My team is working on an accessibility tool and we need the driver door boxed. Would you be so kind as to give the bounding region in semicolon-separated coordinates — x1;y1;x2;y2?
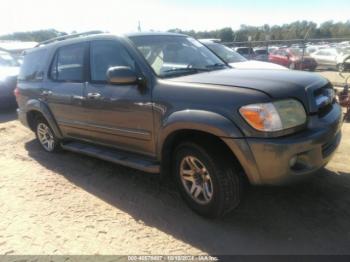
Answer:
81;40;155;157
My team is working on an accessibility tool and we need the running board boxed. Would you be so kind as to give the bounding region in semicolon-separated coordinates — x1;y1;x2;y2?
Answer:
61;141;160;173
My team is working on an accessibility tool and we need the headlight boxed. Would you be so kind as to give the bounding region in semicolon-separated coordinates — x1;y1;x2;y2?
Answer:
239;99;307;132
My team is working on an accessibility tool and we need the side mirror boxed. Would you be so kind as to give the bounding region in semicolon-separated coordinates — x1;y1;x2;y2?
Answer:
107;66;137;85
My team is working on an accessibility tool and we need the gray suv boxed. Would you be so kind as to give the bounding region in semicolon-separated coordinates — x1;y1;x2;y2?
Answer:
16;32;343;218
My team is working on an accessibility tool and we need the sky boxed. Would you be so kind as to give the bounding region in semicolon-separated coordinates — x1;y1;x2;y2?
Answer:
1;0;349;35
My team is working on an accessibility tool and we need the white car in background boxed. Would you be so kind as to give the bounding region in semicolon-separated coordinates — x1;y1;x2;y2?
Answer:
310;48;350;72
0;50;20;108
200;40;287;70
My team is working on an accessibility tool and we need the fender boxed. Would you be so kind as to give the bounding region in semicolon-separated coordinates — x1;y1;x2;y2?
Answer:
157;109;244;156
25;99;63;139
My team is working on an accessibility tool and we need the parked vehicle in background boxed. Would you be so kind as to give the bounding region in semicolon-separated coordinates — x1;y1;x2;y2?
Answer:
306;45;328;54
0;51;20;108
338;41;350;48
253;47;269;61
234;47;255;59
268;46;279;54
200;40;286;70
17;32;342;218
269;48;317;71
310;48;350;72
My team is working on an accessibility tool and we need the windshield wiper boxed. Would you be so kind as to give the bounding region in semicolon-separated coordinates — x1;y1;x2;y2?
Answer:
162;67;210;77
205;63;227;70
163;67;210;73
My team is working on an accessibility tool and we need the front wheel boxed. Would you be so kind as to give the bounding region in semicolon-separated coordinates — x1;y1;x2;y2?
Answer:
35;117;61;153
173;142;243;218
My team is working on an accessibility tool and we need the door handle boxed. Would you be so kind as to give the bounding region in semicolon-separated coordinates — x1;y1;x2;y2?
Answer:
41;90;52;96
87;92;102;99
72;95;85;101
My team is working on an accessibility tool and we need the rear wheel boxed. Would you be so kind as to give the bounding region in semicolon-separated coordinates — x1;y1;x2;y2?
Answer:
35;117;61;153
173;142;243;218
337;63;345;72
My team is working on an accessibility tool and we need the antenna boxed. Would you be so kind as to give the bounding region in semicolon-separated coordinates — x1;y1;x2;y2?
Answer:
138;21;142;32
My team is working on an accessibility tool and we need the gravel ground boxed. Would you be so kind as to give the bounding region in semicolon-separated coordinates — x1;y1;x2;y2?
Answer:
0;107;350;255
317;70;350;87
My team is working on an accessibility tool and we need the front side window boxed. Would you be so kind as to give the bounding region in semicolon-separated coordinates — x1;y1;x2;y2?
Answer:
90;40;136;82
50;43;86;82
129;35;226;78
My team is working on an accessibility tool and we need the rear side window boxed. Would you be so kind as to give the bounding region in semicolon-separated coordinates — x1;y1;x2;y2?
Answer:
18;49;48;81
90;40;136;82
50;43;86;82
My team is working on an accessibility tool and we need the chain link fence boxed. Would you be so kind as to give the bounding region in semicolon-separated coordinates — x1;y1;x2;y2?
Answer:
221;37;350;71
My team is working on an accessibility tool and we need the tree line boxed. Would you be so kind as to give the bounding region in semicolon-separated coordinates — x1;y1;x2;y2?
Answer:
0;20;349;43
168;20;350;42
0;29;67;42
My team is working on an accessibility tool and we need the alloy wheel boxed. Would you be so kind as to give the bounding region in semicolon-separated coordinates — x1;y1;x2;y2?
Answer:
179;156;214;205
37;123;55;151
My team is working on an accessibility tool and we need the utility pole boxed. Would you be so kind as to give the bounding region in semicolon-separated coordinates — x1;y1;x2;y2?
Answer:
300;25;312;70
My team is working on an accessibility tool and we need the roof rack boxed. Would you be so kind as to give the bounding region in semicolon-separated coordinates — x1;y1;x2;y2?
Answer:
35;30;104;47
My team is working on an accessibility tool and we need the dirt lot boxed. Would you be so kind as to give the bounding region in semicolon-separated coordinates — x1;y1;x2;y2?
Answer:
0;108;350;255
318;70;350;87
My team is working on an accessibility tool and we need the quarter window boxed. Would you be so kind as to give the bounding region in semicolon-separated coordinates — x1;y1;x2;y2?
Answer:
18;49;48;81
50;43;86;82
90;40;136;82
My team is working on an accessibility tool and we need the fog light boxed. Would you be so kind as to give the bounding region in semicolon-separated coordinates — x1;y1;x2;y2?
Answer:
289;156;297;167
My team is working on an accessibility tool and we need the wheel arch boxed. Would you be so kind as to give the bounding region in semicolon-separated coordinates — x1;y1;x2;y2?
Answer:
25;99;63;139
157;110;249;180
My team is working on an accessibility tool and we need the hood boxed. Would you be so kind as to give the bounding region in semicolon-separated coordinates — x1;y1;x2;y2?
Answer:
169;68;328;112
230;60;287;70
0;66;19;81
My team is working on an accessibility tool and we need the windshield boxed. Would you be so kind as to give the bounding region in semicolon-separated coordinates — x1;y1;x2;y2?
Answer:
0;52;20;67
129;35;227;77
206;43;247;63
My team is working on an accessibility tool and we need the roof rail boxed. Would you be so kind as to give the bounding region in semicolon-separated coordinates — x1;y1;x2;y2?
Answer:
35;30;104;47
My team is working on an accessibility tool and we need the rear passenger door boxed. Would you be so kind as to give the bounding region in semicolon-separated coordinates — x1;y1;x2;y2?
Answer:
82;40;155;156
44;42;88;138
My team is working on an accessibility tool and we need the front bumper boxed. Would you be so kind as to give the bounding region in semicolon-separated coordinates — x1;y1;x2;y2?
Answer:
223;103;343;185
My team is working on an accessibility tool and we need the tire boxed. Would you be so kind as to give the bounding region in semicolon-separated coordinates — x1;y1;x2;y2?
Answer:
35;117;61;153
173;142;243;218
337;63;345;73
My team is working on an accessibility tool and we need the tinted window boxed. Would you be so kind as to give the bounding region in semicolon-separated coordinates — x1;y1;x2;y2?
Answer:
255;49;268;55
90;40;136;82
50;44;86;82
18;49;48;81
